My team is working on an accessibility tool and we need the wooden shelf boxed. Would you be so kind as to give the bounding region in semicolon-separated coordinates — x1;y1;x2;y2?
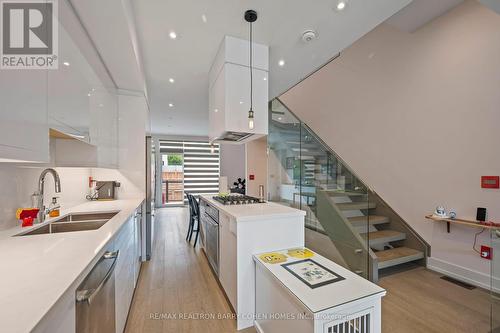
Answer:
425;214;500;233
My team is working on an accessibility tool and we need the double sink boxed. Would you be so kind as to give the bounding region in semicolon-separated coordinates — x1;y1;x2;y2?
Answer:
16;212;118;236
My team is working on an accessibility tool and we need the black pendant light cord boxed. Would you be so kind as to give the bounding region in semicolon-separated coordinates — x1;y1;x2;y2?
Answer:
249;21;253;112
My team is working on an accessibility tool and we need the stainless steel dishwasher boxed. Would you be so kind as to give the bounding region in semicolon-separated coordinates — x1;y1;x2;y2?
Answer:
76;250;119;333
200;200;219;276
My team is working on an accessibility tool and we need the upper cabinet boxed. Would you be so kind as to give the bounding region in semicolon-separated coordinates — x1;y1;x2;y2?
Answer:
0;69;49;163
0;0;144;167
48;0;119;168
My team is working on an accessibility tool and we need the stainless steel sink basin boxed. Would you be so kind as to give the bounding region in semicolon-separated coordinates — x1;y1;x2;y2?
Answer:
16;211;118;236
52;212;118;222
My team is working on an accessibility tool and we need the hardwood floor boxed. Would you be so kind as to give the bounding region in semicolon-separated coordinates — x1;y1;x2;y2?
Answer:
379;267;491;333
125;207;255;333
125;207;492;333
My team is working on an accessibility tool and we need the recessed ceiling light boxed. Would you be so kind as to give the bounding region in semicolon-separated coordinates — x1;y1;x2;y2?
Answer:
201;14;207;23
239;101;244;104
263;77;267;81
278;59;285;67
336;0;347;11
169;78;175;83
87;93;91;97
169;103;174;107
214;109;218;113
278;117;283;120
169;31;177;39
63;62;70;66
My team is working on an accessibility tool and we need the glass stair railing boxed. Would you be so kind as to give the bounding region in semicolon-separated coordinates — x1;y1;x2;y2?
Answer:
268;98;430;282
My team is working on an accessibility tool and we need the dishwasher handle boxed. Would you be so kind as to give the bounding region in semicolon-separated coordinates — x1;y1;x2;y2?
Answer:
76;250;119;305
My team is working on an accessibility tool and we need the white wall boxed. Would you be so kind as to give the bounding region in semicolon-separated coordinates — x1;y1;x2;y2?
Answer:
220;144;246;186
281;1;500;287
246;137;268;198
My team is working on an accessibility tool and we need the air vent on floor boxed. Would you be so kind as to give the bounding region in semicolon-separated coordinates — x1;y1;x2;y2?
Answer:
440;276;476;290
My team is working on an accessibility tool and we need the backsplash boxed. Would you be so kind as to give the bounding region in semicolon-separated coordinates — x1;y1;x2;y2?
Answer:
0;166;91;230
0;164;144;230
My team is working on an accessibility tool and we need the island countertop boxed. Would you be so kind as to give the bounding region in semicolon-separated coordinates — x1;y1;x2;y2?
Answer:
0;198;144;333
254;247;386;313
199;195;305;222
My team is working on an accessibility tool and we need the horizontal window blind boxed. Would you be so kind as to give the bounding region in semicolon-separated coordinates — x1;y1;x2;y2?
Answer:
159;140;220;198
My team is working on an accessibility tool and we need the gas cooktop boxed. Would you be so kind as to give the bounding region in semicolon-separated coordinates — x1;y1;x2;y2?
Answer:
212;195;264;205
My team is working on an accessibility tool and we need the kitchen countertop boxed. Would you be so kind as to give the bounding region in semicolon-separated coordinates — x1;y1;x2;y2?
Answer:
200;195;305;222
254;248;386;313
0;198;144;333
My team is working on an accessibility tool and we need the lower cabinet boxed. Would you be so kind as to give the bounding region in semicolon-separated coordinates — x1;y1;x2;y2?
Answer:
114;213;139;333
218;212;237;309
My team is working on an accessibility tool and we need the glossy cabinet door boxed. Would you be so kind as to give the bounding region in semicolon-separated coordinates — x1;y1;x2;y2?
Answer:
114;213;140;333
48;0;119;167
91;89;119;168
47;24;92;143
0;69;49;163
218;212;237;309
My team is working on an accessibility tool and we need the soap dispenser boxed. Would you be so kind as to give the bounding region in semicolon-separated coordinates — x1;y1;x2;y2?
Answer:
48;197;60;217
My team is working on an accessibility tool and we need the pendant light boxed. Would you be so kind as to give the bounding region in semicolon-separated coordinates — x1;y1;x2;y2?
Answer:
245;10;257;130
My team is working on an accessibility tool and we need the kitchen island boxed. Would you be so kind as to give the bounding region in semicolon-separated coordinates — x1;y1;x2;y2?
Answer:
0;198;144;333
199;195;306;330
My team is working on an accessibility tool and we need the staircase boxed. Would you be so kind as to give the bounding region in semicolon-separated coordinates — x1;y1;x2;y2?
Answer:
268;98;430;282
330;190;425;272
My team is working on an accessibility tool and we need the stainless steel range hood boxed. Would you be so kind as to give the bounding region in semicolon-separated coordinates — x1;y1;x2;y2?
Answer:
216;131;254;143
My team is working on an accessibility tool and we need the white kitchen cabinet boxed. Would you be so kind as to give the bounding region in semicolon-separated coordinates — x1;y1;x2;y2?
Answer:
92;88;119;168
0;69;49;163
208;36;268;143
114;211;140;333
134;209;142;284
254;249;386;333
218;211;238;309
48;0;119;168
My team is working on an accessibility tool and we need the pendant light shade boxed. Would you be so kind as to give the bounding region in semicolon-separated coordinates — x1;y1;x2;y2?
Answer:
245;10;257;130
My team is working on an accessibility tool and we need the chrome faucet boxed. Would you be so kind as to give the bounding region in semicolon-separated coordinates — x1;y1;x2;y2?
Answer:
34;168;62;223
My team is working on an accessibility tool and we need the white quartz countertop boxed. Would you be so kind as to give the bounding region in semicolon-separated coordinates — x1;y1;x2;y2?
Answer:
254;248;386;313
0;198;144;333
200;195;305;222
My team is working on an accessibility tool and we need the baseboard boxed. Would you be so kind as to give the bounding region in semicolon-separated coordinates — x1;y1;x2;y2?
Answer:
428;257;499;293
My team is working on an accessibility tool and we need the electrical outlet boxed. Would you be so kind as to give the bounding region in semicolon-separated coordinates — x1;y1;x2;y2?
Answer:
480;245;492;260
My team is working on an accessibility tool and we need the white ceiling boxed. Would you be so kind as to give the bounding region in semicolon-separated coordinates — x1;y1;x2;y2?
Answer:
131;0;412;136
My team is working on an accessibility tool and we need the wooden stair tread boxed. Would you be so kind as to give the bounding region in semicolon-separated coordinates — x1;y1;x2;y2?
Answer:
362;230;406;245
348;215;389;226
337;202;376;210
376;247;425;269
